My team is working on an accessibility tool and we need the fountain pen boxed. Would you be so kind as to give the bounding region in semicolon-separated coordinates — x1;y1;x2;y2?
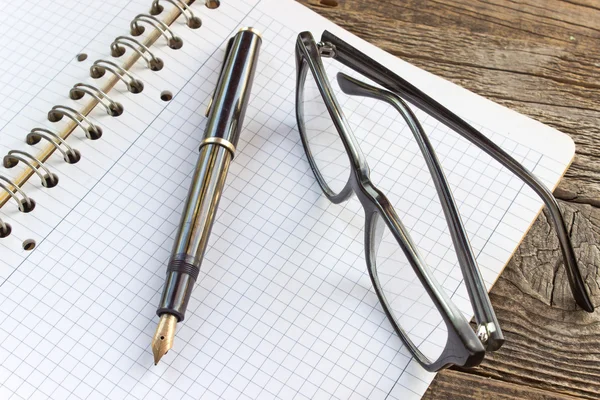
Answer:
151;27;262;364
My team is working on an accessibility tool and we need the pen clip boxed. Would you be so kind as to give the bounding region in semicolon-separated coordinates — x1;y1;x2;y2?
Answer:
205;37;235;117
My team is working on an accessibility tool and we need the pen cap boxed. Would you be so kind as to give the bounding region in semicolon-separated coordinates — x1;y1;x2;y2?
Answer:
204;27;262;150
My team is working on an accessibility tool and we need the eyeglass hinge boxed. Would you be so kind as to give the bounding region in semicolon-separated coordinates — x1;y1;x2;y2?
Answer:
317;41;336;58
476;322;496;345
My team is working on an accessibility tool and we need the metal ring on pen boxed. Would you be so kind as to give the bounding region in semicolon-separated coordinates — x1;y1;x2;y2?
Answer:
69;83;124;117
199;137;236;158
130;14;184;49
111;36;164;71
26;128;81;164
47;105;103;140
90;60;145;94
0;175;35;212
0;217;10;238
149;0;202;29
3;150;59;188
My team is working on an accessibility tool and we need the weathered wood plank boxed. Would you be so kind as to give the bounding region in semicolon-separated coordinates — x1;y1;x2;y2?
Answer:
466;201;600;399
297;0;600;398
317;0;600;43
506;201;600;310
424;369;583;399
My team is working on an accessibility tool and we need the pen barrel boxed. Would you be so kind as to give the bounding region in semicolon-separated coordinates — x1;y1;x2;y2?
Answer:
158;144;232;321
157;28;261;321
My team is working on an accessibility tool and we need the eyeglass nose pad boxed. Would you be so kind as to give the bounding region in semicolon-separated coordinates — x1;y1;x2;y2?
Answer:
336;72;386;100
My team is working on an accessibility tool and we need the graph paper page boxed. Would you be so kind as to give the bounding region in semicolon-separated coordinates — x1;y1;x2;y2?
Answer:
0;0;575;399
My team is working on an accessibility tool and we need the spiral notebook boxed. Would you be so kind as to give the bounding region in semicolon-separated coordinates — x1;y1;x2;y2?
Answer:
0;0;575;399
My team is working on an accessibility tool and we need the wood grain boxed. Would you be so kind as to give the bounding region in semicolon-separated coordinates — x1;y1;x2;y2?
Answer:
297;0;600;398
461;201;600;399
425;370;582;400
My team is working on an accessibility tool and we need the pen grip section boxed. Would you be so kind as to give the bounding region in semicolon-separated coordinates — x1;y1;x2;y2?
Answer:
157;259;199;321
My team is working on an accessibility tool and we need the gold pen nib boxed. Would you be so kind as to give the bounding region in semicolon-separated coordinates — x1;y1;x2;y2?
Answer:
151;314;177;365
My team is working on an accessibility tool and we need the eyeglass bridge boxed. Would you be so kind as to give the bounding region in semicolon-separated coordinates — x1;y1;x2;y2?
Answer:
317;41;336;58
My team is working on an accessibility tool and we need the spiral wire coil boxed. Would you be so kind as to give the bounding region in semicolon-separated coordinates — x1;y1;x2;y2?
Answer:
90;60;145;94
0;175;35;213
47;105;103;140
26;128;81;164
3;151;59;188
150;0;202;28
131;14;184;49
0;0;205;241
111;36;165;71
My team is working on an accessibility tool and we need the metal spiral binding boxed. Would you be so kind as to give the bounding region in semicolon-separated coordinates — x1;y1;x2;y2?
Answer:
3;151;59;188
130;14;184;49
0;0;197;240
0;175;35;212
150;0;202;29
90;60;145;94
47;105;103;140
111;36;165;71
0;217;10;238
26;128;81;164
69;83;124;117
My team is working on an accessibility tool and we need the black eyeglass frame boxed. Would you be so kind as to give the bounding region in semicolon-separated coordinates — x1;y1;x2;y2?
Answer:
294;30;593;372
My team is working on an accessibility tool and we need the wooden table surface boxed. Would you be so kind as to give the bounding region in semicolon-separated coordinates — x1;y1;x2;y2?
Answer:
296;0;600;398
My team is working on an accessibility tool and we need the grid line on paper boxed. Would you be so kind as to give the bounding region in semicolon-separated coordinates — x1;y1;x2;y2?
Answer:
0;0;166;271
46;6;264;400
0;0;239;269
0;0;131;132
0;0;262;398
0;0;259;284
300;54;546;365
310;48;549;396
162;13;404;400
0;0;141;274
230;41;422;400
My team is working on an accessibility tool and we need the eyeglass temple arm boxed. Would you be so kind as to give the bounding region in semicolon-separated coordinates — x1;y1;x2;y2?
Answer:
322;30;594;313
337;72;504;351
